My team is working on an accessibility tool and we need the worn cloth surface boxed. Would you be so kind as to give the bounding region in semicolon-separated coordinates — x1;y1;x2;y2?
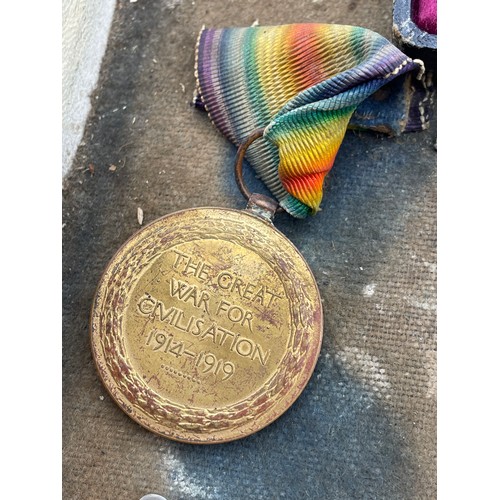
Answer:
62;1;436;499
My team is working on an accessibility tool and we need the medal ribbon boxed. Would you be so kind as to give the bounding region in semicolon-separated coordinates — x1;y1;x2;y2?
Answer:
195;24;431;218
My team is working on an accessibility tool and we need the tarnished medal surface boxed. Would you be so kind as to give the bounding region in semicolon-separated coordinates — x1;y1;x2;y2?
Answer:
91;205;322;443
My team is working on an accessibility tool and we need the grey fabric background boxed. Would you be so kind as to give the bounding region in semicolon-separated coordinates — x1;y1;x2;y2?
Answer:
62;0;436;498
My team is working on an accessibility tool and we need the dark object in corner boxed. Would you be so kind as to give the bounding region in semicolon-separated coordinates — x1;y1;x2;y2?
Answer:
393;0;437;73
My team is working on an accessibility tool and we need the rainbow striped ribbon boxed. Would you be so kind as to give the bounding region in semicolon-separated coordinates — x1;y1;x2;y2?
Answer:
195;24;429;218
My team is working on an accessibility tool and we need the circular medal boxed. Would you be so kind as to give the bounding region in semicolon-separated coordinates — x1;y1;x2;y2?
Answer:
91;207;322;443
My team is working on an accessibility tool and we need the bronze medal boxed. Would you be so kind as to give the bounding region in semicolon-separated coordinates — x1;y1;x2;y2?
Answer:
91;196;322;443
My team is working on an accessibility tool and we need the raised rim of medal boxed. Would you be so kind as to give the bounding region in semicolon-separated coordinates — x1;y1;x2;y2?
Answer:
90;207;323;444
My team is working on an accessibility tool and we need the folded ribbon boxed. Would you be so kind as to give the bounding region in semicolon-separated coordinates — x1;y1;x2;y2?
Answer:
195;24;430;217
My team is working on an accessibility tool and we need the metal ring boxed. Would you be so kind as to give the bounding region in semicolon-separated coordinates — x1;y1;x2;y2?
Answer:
234;128;284;212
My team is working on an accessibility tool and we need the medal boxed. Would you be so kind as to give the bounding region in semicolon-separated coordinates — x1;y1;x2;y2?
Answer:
91;130;322;443
91;23;430;444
